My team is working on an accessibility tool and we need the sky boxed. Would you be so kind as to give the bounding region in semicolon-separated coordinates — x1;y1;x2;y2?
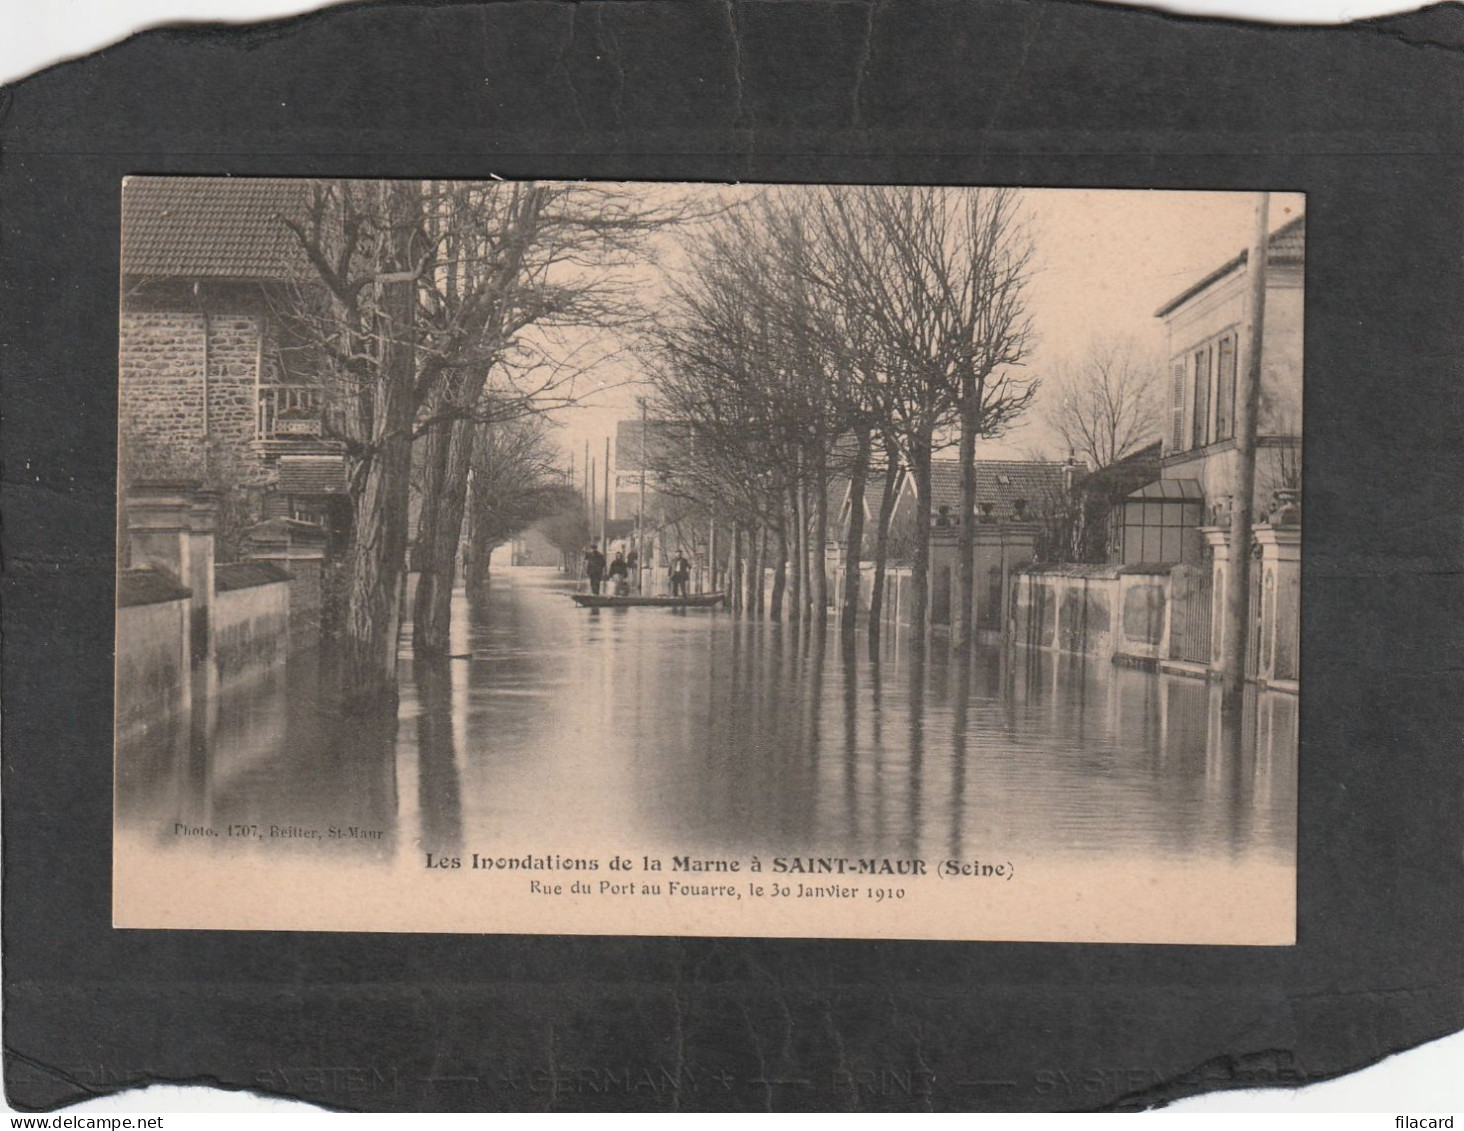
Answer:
548;186;1307;491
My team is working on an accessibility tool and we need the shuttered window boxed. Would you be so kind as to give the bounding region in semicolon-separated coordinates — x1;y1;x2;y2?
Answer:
1169;358;1186;453
1216;334;1237;441
1192;347;1212;450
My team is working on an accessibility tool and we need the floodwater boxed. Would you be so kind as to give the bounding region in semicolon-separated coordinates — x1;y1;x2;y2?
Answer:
115;567;1298;881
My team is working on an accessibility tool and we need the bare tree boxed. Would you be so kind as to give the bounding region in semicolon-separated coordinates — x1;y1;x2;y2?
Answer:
462;413;573;593
276;179;424;706
1043;334;1162;470
276;180;683;697
410;182;680;656
806;187;1037;648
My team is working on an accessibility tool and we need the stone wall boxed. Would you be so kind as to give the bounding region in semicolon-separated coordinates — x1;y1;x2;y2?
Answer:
213;565;290;687
207;314;262;468
120;310;208;470
119;302;266;485
115;596;191;735
1012;565;1172;667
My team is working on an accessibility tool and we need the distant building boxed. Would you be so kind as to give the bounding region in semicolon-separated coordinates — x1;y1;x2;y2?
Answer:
119;178;350;552
1115;214;1304;566
887;458;1068;537
611;417;683;522
880;458;1066;628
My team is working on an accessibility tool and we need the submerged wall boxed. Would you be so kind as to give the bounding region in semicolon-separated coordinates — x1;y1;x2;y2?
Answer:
213;562;291;688
115;568;193;736
1011;564;1172;668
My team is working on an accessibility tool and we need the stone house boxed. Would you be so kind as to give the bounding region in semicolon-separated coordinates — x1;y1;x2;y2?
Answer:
119;177;350;557
1113;213;1304;567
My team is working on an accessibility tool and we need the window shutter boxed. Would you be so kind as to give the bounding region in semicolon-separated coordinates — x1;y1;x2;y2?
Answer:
1216;334;1237;441
1169;358;1186;453
1192;347;1211;450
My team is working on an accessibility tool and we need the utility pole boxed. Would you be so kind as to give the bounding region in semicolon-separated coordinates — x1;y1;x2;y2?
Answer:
638;400;648;592
1222;191;1270;701
602;436;611;551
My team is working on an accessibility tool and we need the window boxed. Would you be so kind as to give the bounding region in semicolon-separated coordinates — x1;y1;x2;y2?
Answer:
1192;346;1211;450
1216;334;1237;441
1119;484;1205;565
1169;359;1186;453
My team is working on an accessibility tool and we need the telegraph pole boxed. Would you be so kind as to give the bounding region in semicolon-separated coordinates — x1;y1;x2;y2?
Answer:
602;436;611;550
638;400;648;592
1222;191;1270;701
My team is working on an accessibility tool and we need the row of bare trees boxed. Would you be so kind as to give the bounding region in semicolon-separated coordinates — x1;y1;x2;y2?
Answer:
275;179;679;705
647;186;1038;649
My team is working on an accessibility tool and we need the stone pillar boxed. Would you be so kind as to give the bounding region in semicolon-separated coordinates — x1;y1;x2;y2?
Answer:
249;518;326;646
127;481;197;587
127;481;217;699
1201;526;1231;667
995;522;1039;640
187;491;219;675
1254;523;1300;685
929;523;958;628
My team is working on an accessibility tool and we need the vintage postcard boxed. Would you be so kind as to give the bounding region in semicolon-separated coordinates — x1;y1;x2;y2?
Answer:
113;179;1302;944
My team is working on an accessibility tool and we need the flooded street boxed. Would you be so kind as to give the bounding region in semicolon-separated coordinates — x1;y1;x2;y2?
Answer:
115;567;1297;941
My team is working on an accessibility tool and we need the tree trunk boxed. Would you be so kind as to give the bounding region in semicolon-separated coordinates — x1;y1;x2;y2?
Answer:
730;524;744;612
868;437;900;639
786;489;802;623
841;429;872;634
796;477;812;623
746;523;761;614
464;456;494;599
340;183;418;707
954;376;980;649
812;458;829;623
414;415;475;656
910;439;933;649
771;520;787;621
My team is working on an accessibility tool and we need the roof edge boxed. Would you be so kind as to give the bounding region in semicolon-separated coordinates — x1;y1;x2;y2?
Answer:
1155;214;1306;320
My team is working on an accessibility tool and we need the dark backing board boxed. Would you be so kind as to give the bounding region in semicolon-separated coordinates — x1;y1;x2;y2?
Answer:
2;0;1460;1112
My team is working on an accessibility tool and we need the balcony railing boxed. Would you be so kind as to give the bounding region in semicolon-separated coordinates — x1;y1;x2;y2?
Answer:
257;386;323;440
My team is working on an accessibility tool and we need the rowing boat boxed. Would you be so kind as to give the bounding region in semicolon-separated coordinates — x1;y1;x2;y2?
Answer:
570;592;725;609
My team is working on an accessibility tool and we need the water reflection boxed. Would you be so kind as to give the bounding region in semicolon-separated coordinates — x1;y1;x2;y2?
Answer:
116;568;1296;873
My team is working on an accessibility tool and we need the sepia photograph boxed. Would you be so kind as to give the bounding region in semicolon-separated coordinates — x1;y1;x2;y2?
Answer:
112;179;1303;944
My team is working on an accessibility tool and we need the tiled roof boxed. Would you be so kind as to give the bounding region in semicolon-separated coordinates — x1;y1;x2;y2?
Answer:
121;176;312;280
927;459;1066;517
249;517;328;545
1077;441;1163;494
116;566;191;608
277;455;349;495
1156;214;1306;318
215;561;291;592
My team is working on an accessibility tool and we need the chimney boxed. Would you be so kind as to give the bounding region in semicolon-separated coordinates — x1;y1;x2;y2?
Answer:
1062;457;1088;494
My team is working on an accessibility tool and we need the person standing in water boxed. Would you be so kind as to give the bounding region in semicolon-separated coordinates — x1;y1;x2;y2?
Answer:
584;542;606;595
669;549;692;598
607;549;630;596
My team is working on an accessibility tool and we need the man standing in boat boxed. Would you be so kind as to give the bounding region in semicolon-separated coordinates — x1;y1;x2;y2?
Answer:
607;549;631;596
670;549;692;599
584;542;607;595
